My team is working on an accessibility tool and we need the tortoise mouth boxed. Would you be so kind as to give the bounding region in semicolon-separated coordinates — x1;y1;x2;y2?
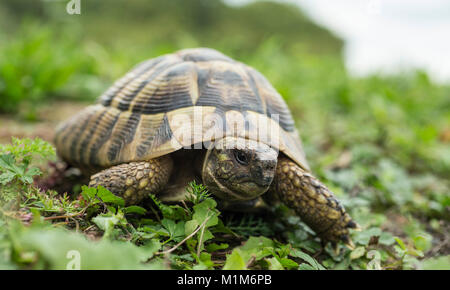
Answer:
226;174;273;190
241;180;271;190
210;176;262;201
217;177;269;201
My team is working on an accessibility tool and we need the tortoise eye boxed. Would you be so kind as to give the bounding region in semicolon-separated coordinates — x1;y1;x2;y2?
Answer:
234;150;249;165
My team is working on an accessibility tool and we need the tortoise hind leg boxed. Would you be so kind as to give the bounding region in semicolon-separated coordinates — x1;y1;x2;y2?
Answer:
270;156;360;249
89;155;173;205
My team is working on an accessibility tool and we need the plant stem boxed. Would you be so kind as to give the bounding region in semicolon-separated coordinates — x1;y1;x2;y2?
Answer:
157;213;212;255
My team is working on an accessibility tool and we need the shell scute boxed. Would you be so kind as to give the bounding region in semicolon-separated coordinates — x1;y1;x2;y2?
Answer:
55;48;308;170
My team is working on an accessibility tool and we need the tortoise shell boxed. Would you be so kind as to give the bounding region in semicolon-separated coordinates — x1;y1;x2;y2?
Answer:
54;48;309;171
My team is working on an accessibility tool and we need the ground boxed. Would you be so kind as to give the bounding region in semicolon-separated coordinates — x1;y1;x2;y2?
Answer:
0;0;448;270
0;101;448;270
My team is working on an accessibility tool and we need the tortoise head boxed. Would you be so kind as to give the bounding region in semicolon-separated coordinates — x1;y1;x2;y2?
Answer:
202;137;278;201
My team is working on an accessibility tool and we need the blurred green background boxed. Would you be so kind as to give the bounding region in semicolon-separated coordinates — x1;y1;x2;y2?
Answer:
0;0;448;269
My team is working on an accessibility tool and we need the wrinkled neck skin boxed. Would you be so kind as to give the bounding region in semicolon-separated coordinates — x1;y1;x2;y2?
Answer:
201;137;278;201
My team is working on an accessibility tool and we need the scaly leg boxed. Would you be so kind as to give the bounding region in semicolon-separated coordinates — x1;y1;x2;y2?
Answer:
89;155;173;205
270;156;359;248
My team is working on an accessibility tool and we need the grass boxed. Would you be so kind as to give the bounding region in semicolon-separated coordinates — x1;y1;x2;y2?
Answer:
0;139;327;270
0;0;449;270
0;127;447;270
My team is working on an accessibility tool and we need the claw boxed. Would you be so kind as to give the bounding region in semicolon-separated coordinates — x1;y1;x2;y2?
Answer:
332;243;340;255
346;220;362;231
346;241;355;250
341;234;355;250
352;224;362;232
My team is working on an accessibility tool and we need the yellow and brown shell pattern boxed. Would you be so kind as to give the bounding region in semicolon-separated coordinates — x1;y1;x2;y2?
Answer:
54;48;309;172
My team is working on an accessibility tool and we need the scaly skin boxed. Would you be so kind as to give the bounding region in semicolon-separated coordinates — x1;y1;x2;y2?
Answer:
88;149;358;248
89;155;173;205
270;156;359;248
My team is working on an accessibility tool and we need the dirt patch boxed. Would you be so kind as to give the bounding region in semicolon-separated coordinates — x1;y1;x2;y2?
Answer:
0;101;88;144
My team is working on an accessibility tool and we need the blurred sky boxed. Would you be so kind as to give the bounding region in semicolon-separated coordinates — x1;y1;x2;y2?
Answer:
226;0;450;83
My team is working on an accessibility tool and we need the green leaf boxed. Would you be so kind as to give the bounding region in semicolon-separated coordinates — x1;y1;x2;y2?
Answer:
291;249;325;270
96;186;125;207
185;220;199;236
7;221;162;269
195;252;214;269
123;205;147;215
223;249;247;270
298;263;316;270
140;225;170;238
241;236;274;250
422;256;450;270
20;174;35;184
0;171;15;185
81;185;97;200
394;237;406;250
26;167;41;177
354;227;382;245
279;257;299;269
200;228;214;243
267;257;284;270
205;243;229;252
141;239;161;260
379;231;396;246
0;154;16;171
350;246;365;260
92;213;122;239
192;199;218;228
413;235;432;252
149;194;187;220
239;236;274;262
161;219;185;242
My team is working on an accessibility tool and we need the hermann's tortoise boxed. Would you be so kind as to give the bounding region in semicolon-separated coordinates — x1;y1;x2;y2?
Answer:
54;48;359;247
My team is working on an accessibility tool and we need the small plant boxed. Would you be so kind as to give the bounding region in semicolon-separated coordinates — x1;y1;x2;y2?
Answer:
0;137;55;206
0;137;55;182
0;22;102;118
0;137;447;269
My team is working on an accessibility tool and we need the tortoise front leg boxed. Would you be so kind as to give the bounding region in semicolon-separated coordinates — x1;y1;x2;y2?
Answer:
89;155;173;205
270;156;359;248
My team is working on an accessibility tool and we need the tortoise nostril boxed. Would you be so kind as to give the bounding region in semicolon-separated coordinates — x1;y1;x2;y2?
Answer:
264;161;276;171
251;163;276;187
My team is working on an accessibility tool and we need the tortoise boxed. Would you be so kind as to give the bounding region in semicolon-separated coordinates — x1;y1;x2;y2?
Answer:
54;48;359;247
